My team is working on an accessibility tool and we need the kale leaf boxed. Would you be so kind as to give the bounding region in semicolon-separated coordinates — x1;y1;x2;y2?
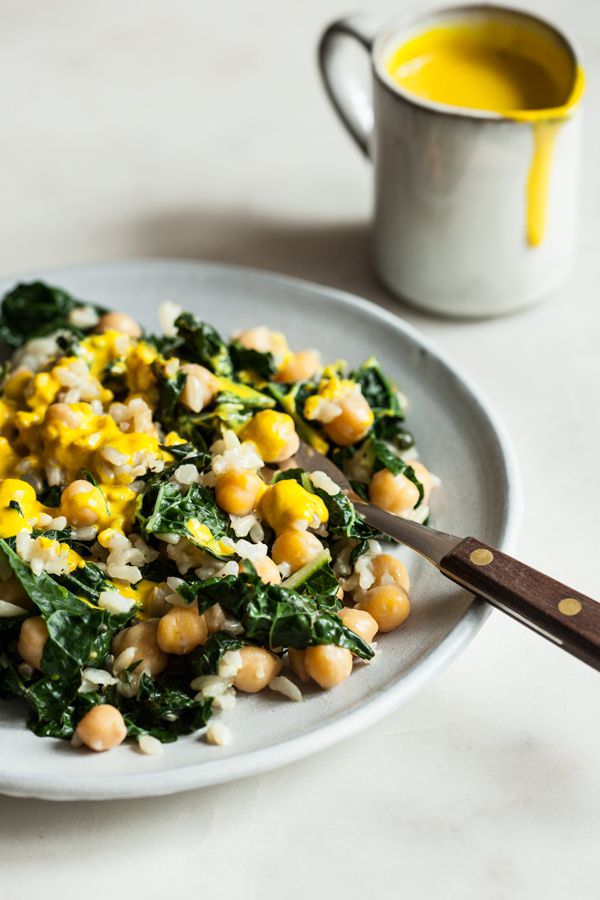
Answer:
35;527;94;558
285;562;342;612
138;481;231;557
0;281;104;348
370;435;424;507
140;557;184;583
191;384;274;434
313;485;380;540
154;365;187;430
189;631;244;677
169;313;233;376
38;485;63;507
229;341;278;379
265;382;329;454
161;439;209;460
351;356;403;419
122;674;213;742
373;416;414;452
0;539;132;679
55;560;111;602
181;567;373;659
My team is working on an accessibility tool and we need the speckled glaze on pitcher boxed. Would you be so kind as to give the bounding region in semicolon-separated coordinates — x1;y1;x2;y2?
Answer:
319;5;583;318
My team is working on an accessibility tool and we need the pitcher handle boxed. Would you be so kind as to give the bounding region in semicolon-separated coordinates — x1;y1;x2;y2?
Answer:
318;14;382;158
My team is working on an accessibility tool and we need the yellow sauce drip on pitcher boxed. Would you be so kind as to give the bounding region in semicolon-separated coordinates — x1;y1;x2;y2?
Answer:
386;20;584;246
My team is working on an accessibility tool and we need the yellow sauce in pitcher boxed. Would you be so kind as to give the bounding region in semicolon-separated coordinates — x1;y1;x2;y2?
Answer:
386;20;584;246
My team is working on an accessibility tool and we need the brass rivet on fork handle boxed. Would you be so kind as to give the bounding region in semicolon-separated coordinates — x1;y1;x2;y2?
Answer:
470;548;494;566
558;598;582;616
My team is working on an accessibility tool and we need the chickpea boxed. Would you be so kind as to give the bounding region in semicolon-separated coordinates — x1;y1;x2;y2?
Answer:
288;648;309;683
180;363;219;413
271;529;323;573
371;553;410;593
112;621;167;675
60;479;105;527
304;644;353;689
44;402;83;429
338;607;378;643
0;574;33;611
276;350;321;384
357;584;410;632
259;480;328;535
95;311;142;338
407;460;433;501
323;390;374;446
204;602;227;635
144;584;172;618
157;606;208;655
236;326;289;365
17;616;48;670
75;704;127;752
232;645;282;693
237;325;272;352
253;556;281;585
369;461;434;516
241;410;300;463
369;468;419;515
215;469;264;516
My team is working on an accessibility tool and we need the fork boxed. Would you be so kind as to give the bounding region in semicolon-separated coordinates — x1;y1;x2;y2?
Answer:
291;441;600;671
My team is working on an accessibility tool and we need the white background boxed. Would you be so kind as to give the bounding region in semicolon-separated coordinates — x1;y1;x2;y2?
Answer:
0;1;598;898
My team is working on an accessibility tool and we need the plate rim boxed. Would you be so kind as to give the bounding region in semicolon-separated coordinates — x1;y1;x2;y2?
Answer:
0;258;523;800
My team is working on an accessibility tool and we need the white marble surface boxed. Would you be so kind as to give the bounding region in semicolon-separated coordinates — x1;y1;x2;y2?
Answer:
0;1;598;897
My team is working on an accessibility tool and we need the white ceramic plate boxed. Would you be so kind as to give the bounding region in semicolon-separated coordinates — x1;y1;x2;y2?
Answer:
0;259;521;800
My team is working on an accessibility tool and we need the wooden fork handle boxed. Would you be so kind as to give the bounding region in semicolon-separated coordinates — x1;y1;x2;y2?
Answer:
440;537;600;671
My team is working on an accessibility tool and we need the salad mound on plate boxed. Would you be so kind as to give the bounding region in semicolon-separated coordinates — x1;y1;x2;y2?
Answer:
0;282;437;754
